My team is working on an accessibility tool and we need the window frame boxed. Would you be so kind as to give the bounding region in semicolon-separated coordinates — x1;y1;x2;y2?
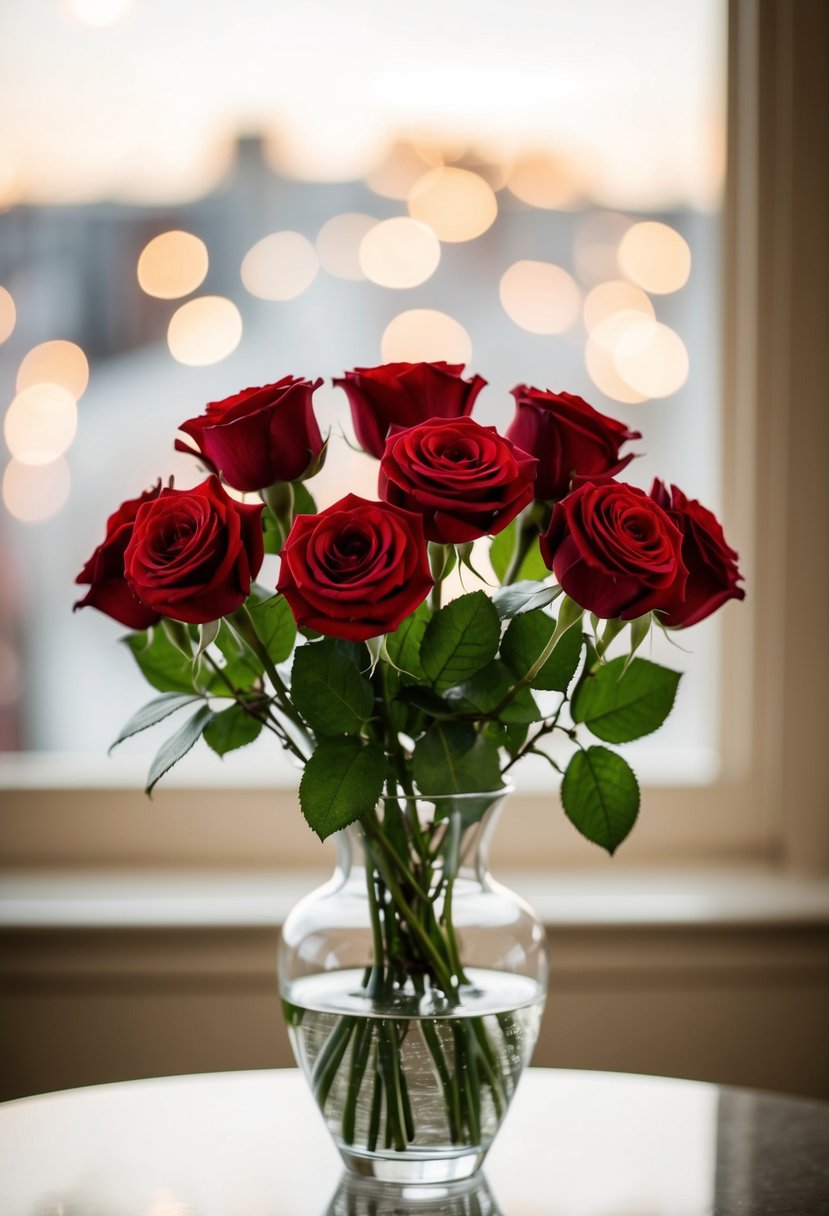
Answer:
1;0;827;876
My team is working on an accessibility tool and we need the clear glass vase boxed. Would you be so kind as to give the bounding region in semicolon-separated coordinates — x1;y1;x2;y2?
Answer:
278;788;548;1185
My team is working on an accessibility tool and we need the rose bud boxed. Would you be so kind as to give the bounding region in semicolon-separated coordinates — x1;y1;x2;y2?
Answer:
507;386;641;501
123;476;264;624
276;493;433;642
175;376;324;493
74;483;163;629
540;479;687;620
650;480;745;627
378;416;537;544
333;362;487;459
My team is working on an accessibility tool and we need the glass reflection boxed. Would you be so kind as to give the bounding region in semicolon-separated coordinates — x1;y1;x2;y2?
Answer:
323;1172;502;1216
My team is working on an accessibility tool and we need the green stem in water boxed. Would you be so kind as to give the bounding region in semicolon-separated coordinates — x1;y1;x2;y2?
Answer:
366;1043;383;1153
313;1016;356;1111
341;1018;373;1145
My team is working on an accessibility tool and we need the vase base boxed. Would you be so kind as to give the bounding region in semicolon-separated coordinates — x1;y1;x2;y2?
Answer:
339;1144;487;1185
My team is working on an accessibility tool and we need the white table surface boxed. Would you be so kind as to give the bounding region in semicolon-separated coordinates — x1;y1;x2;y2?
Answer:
1;1067;827;1215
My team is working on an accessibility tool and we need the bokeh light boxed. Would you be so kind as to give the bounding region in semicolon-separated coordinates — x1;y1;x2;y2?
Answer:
585;335;648;405
65;0;134;26
0;287;15;344
17;340;90;399
506;153;581;210
618;221;691;294
614;320;689;397
359;218;440;289
584;279;655;334
3;457;71;523
408;168;497;243
0;151;21;211
499;261;580;334
381;310;472;364
167;296;242;366
137;231;208;300
4;385;78;465
316;213;377;281
573;212;632;285
366;142;433;200
241;232;319;301
588;309;654;355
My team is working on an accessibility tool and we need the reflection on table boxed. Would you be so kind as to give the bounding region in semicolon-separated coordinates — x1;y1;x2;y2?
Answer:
1;1068;828;1214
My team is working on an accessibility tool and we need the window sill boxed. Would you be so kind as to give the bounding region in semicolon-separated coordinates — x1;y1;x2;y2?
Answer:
2;865;828;932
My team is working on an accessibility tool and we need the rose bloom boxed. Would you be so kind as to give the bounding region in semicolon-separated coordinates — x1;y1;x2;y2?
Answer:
276;493;433;642
507;386;641;501
650;480;745;627
176;376;324;492
123;476;264;624
378;416;537;544
74;483;163;629
333;362;487;459
540;479;687;620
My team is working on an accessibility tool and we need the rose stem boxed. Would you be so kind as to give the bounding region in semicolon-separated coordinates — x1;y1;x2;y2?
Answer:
366;1045;383;1152
312;1017;356;1110
341;1018;373;1145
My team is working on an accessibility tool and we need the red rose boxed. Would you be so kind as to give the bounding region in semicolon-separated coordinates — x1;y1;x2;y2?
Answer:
276;493;433;642
74;483;163;629
333;362;486;459
378;416;537;544
540;480;687;620
175;376;324;492
506;386;641;501
650;480;745;627
123;476;264;624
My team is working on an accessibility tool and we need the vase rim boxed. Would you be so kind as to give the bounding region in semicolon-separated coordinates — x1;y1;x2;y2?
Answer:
378;784;514;804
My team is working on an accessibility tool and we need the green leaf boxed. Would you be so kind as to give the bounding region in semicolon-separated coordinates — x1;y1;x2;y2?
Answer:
299;737;386;840
145;704;214;795
124;628;198;694
501;611;584;692
213;622;263;692
203;704;263;756
412;721;504;795
247;593;297;664
443;660;542;723
395;685;455;718
482;719;529;758
161;618;194;658
489;521;549;583
291;639;375;735
332;639;371;672
110;693;202;752
561;746;640;854
385;603;429;682
492;580;561;619
572;657;681;743
420;591;500;692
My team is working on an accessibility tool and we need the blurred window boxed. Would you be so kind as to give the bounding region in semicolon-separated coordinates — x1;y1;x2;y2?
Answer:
0;3;734;822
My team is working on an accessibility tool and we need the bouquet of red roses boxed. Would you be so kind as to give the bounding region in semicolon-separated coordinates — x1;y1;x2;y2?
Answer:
76;362;743;848
75;363;744;1163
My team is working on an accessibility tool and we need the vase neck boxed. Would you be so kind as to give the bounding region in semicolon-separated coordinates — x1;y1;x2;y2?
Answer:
334;790;509;884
